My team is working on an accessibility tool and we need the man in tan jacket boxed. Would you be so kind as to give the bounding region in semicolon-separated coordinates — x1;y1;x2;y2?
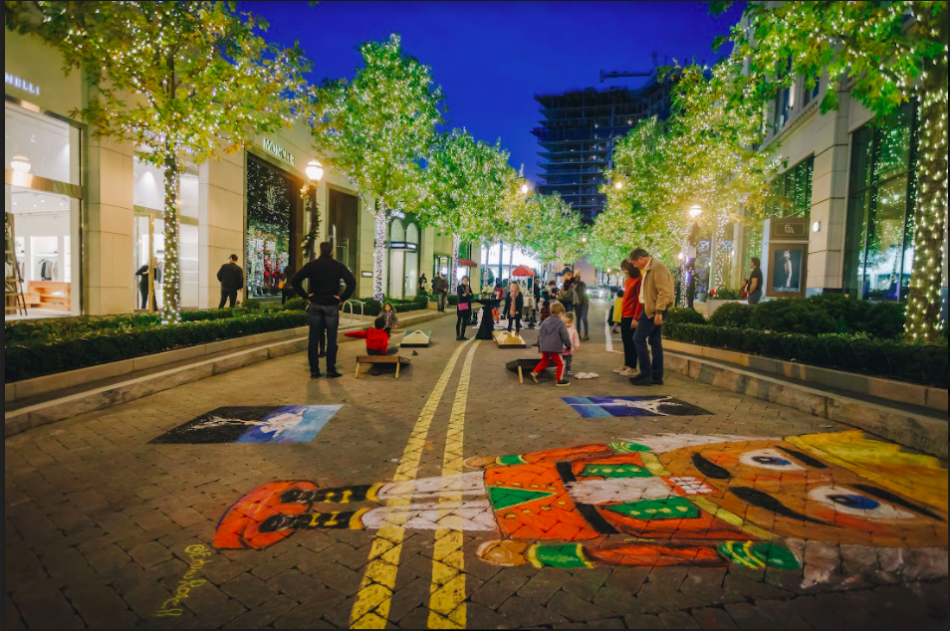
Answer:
629;248;674;386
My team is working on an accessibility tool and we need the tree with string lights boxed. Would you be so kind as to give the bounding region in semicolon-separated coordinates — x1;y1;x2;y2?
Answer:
5;1;314;323
708;0;948;341
415;129;517;290
520;192;586;269
312;34;444;301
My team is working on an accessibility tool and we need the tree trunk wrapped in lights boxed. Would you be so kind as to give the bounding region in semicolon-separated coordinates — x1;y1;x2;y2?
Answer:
6;1;315;324
312;35;444;302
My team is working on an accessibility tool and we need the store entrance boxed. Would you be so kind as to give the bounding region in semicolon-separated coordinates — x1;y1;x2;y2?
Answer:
246;155;303;304
328;188;359;278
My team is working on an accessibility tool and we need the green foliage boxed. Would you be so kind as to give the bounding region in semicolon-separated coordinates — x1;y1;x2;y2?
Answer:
664;322;947;388
281;298;309;311
5;311;310;383
709;302;752;329
748;300;838;335
665;308;707;326
711;289;742;301
806;293;906;340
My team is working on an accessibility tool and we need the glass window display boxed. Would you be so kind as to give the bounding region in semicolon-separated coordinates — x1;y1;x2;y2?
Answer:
246;157;298;301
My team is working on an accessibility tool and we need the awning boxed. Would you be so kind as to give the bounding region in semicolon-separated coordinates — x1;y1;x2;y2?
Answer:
458;258;477;268
511;265;536;277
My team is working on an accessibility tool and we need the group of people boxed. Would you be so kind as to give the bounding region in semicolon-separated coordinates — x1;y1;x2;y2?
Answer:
418;273;451;313
613;248;674;386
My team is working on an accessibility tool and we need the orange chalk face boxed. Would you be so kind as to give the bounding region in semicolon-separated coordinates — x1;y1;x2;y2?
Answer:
658;439;948;549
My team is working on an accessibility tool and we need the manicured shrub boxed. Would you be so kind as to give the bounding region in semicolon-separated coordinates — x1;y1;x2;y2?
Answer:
663;322;947;388
709;302;753;329
665;308;706;326
748;299;838;335
806;293;905;339
5;311;309;383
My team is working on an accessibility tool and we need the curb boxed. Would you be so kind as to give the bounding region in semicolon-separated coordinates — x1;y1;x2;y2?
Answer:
5;311;448;438
666;352;948;459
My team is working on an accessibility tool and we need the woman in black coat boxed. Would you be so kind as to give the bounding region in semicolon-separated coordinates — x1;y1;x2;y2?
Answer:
504;282;525;333
456;276;474;341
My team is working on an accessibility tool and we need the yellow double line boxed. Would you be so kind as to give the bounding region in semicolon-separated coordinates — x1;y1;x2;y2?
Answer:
349;340;478;629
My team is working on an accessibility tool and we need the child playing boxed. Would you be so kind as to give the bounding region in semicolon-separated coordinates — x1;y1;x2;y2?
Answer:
561;312;581;376
345;317;396;356
530;302;572;387
381;303;399;334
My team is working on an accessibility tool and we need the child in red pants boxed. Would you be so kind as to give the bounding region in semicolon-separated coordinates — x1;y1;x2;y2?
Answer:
530;302;572;387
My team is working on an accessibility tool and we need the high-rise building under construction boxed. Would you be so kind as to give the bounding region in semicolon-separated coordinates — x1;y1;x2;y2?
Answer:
533;77;674;224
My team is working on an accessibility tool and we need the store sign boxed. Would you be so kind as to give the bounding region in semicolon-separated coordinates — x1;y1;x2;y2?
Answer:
390;241;418;251
773;218;808;240
262;138;296;166
5;72;40;96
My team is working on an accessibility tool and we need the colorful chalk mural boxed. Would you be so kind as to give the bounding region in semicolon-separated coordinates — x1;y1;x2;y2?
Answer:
213;431;948;584
563;396;712;418
151;405;342;444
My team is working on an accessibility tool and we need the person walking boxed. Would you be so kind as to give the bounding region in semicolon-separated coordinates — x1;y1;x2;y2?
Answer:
559;271;575;317
418;273;429;296
529;302;572;387
628;249;674;386
436;274;449;312
573;272;590;341
613;260;643;378
291;242;357;379
504;282;525;333
456;275;474;340
217;254;244;309
747;257;764;305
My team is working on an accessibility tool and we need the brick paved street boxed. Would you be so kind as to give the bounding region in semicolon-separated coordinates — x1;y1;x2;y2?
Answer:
5;305;948;629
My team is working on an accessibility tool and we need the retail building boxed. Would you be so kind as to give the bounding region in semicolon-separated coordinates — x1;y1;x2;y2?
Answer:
5;31;475;320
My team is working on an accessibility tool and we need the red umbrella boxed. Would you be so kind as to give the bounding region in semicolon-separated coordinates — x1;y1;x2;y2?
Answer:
458;258;477;268
511;265;536;278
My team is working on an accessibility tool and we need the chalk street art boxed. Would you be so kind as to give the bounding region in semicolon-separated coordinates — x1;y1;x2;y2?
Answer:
154;544;213;618
213;431;948;586
563;396;713;418
151;405;342;444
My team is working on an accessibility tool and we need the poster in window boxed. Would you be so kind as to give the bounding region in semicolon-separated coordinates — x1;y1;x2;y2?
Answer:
767;244;807;299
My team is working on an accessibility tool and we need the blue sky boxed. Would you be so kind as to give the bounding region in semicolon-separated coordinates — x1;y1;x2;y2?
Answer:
244;1;744;181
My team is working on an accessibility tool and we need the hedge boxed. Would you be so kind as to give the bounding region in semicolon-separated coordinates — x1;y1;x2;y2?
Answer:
664;322;948;388
5;311;309;383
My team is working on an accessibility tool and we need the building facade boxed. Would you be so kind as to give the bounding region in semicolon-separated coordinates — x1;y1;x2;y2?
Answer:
533;79;672;224
5;31;476;320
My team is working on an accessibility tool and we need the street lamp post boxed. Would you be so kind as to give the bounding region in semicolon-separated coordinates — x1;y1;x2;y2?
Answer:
301;159;325;263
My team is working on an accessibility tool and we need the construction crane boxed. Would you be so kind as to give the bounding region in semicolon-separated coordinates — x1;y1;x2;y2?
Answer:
599;51;660;83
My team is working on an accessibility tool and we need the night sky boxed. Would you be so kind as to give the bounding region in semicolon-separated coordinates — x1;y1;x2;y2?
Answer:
243;1;745;181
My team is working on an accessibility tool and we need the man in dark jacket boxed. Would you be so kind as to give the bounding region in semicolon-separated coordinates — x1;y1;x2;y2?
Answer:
292;242;357;379
217;254;244;309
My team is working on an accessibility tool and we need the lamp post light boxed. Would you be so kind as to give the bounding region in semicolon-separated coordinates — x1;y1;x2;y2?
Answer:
301;159;325;262
614;181;623;190
688;204;703;220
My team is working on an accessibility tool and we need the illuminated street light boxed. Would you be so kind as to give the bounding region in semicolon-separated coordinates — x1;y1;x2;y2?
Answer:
306;159;324;182
521;182;531;195
614;181;623;190
688;205;703;220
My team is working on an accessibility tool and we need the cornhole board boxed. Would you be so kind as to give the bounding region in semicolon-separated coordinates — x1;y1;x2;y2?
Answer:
355;355;410;379
400;330;432;348
493;331;527;348
506;359;547;384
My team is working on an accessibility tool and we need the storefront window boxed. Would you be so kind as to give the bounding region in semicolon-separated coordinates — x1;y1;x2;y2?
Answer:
132;158;199;310
246;156;299;301
5;102;81;319
388;217;419;299
844;104;918;302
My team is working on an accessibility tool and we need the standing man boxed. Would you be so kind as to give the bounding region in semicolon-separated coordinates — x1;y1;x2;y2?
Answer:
292;242;357;379
438;274;449;313
628;248;674;387
747;257;764;305
217;254;244;309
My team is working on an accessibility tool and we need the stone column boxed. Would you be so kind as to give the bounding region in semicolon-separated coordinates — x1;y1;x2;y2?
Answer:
198;152;245;309
84;135;134;315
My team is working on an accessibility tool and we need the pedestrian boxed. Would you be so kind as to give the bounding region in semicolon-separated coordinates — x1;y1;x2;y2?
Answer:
280;265;296;305
559;271;575;316
217;254;244;309
493;282;503;324
456;275;474;340
134;264;158;310
346;317;396;356
613;260;643;378
381;302;399;335
437;274;449;313
547;280;559;301
628;248;674;386
418;273;428;296
573;272;590;341
291;242;357;379
747;257;764;305
561;312;581;376
505;282;525;333
524;282;537;328
530;302;572;387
